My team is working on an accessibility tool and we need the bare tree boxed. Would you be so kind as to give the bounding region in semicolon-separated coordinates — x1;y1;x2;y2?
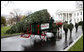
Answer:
75;1;83;9
10;9;22;22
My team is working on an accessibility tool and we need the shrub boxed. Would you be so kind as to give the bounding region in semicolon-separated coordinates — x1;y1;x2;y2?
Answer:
78;21;83;32
78;21;83;26
1;16;6;26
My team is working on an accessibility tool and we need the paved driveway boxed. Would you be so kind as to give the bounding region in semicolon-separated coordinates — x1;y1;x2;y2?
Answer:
1;26;83;51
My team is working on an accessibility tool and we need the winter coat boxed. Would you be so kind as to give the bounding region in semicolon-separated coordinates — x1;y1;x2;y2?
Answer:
75;23;78;28
68;23;74;31
63;23;68;31
52;23;58;33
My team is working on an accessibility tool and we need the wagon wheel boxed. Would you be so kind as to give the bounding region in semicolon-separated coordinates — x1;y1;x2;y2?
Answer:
41;31;47;40
41;34;46;40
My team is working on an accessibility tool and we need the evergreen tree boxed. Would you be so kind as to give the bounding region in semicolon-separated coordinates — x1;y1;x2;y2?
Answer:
6;9;50;34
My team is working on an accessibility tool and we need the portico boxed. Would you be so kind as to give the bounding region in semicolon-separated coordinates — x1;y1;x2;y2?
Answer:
56;8;83;25
56;10;73;24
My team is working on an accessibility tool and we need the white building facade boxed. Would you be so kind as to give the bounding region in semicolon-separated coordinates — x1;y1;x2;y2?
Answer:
56;1;83;25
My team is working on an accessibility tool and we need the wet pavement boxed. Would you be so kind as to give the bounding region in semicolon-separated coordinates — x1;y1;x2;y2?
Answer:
1;26;83;51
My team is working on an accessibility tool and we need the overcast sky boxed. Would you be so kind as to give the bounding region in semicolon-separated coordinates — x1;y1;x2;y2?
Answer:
1;1;76;19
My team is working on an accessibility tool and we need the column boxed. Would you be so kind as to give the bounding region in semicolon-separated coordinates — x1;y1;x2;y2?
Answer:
61;13;63;22
59;14;60;19
68;13;69;24
62;13;63;22
66;13;67;22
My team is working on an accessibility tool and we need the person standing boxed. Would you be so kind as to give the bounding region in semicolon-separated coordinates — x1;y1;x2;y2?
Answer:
52;23;58;41
75;22;79;32
68;22;74;38
49;17;54;32
63;21;68;42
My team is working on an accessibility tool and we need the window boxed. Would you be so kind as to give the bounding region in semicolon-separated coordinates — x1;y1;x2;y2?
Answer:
63;13;66;17
80;12;82;15
81;18;82;21
77;13;79;16
69;13;72;17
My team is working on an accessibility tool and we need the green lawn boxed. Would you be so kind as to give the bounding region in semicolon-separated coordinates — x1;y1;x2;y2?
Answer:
1;26;20;37
68;36;83;51
1;26;11;36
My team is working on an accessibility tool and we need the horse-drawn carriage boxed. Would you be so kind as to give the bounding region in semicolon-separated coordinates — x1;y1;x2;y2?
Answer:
21;17;54;39
21;17;63;41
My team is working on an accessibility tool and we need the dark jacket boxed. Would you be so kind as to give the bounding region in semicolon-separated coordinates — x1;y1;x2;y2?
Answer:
52;23;58;33
68;23;74;31
63;23;68;30
75;23;78;28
